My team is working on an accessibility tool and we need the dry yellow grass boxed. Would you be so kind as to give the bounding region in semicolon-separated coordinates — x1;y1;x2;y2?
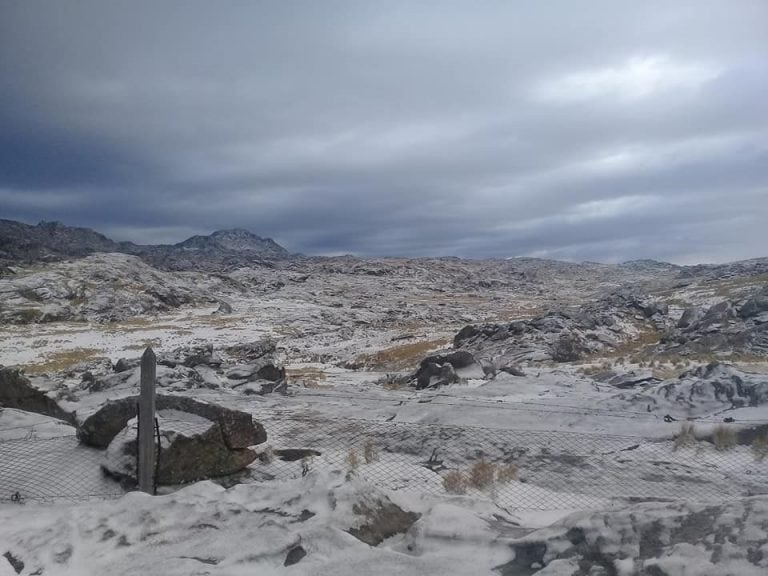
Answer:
468;459;496;489
602;324;662;359
712;425;737;451
355;338;451;370
496;464;518;483
346;449;360;471
752;434;768;461
187;314;245;328
24;347;105;374
363;440;379;464
442;470;468;494
124;339;163;351
710;273;768;298
673;422;697;451
286;367;331;388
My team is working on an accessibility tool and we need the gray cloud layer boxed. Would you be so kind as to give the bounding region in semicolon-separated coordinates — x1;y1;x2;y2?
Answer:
1;1;766;262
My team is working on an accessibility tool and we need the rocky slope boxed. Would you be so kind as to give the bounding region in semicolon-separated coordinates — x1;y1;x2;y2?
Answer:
0;219;291;271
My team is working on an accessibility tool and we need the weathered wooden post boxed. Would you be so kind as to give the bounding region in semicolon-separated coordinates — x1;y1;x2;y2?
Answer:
138;346;157;493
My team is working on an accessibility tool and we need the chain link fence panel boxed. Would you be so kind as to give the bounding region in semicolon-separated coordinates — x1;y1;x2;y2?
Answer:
2;412;768;510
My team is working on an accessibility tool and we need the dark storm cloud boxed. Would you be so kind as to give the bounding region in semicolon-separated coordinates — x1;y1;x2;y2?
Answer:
1;0;766;262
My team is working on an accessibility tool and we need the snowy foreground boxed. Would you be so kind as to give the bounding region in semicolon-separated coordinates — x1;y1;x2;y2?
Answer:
2;253;768;574
2;472;767;576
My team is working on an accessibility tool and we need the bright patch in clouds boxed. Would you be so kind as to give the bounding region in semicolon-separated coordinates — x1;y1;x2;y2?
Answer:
567;195;661;221
534;56;720;102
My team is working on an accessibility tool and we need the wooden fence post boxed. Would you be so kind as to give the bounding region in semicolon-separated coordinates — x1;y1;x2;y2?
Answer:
138;346;157;493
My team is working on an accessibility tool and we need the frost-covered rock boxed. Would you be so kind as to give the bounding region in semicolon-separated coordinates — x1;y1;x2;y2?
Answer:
497;495;768;575
0;368;74;424
612;362;768;419
103;412;259;485
78;394;266;449
450;291;674;367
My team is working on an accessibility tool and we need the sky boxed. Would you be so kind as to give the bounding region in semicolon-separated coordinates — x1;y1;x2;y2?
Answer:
1;1;766;263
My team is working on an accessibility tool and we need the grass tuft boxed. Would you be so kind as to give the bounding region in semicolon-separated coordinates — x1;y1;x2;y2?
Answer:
442;470;468;494
355;338;451;371
712;425;737;451
496;464;518;483
24;347;105;374
673;422;697;451
363;440;379;464
346;449;359;471
752;434;768;461
468;458;496;489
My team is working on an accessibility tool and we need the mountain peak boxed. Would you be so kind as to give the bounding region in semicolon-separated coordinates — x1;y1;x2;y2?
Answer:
175;228;289;256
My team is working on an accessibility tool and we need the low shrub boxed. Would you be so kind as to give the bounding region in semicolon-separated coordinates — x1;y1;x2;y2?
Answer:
468;459;496;489
346;448;359;471
712;425;737;451
443;470;467;494
752;434;768;461
673;422;697;451
496;464;518;483
363;440;379;464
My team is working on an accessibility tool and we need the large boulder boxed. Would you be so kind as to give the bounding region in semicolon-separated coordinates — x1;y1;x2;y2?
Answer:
550;334;587;362
413;350;484;389
77;394;266;449
414;361;461;390
420;350;476;370
103;411;259;485
226;362;285;382
348;497;421;546
698;301;736;329
740;290;768;319
677;306;705;329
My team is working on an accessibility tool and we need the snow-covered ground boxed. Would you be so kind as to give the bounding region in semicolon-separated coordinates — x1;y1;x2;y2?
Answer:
2;255;768;574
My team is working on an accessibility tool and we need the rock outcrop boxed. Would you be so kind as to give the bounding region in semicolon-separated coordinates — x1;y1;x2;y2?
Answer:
77;394;266;449
450;292;673;367
0;368;74;424
496;495;768;575
103;411;261;485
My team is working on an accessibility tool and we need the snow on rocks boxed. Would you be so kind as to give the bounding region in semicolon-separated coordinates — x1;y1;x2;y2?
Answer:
0;253;229;324
103;411;260;485
0;367;75;424
608;362;768;420
77;394;266;450
497;495;768;575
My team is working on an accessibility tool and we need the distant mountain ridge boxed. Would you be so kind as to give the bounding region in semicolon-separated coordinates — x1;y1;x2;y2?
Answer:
2;219;767;276
0;219;290;271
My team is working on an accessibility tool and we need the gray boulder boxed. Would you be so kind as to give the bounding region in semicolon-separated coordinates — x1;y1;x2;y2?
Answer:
677;306;705;329
739;290;768;319
226;362;284;382
420;350;477;370
551;334;587;362
698;301;736;329
214;301;233;314
348;497;420;546
414;350;483;389
113;358;139;373
103;411;259;485
77;394;266;449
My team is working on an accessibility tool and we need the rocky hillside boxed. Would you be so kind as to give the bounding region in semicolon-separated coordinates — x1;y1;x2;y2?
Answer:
0;220;128;263
0;219;291;271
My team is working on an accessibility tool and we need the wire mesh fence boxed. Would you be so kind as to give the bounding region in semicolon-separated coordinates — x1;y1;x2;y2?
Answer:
2;412;768;510
0;433;125;504
254;412;768;510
